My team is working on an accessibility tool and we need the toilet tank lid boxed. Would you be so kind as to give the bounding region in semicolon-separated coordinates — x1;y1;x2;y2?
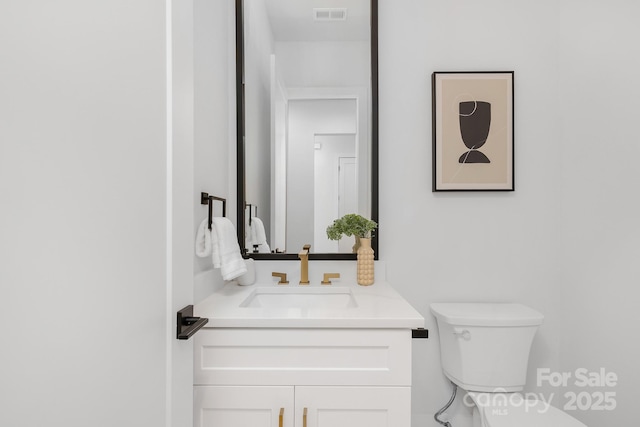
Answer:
430;303;544;326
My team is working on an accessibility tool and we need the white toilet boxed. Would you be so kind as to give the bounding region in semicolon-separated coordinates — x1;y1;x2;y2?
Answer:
430;303;587;427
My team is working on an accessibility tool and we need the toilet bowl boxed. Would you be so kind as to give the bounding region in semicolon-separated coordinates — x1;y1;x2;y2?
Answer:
467;392;586;427
430;303;587;427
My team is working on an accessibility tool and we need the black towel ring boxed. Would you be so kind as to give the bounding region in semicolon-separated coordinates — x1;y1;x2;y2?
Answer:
201;192;227;230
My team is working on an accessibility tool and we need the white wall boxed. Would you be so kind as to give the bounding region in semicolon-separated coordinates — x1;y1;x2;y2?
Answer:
193;0;235;301
379;1;636;426
276;41;369;88
557;2;640;425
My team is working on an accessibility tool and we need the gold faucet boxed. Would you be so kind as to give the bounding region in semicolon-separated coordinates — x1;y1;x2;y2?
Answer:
298;244;311;285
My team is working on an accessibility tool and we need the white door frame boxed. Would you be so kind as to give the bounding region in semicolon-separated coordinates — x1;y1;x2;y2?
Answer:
167;1;196;425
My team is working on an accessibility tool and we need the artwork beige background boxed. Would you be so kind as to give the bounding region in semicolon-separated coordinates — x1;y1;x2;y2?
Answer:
435;74;512;189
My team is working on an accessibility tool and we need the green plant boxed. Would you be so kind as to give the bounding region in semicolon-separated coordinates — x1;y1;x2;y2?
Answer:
326;214;378;240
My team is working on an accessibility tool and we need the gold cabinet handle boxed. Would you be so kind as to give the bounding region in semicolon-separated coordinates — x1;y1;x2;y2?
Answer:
303;407;308;427
321;272;340;285
272;272;289;285
279;408;284;427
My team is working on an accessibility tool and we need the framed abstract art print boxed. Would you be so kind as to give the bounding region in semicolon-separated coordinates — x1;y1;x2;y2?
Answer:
432;71;514;191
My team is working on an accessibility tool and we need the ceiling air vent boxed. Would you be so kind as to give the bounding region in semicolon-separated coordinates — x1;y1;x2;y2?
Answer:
313;8;348;22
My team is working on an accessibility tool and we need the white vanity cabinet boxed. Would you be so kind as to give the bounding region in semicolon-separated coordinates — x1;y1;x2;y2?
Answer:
193;328;413;427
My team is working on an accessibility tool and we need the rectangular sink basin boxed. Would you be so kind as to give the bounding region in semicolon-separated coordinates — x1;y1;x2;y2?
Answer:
240;287;357;309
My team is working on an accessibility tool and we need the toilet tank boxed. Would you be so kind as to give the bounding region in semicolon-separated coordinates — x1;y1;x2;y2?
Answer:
430;303;544;392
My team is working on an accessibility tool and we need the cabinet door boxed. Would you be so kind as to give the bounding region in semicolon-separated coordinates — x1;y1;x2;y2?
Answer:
295;386;411;427
195;386;294;427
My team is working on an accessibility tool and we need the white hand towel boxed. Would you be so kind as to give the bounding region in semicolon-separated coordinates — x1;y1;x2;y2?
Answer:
251;217;271;253
211;217;247;280
211;223;221;268
195;218;212;257
245;218;262;252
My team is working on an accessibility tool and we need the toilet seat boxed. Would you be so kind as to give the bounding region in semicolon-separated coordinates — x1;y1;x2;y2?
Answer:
468;393;587;427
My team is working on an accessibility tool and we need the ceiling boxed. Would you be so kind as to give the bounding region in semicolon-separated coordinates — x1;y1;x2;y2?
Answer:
263;0;370;42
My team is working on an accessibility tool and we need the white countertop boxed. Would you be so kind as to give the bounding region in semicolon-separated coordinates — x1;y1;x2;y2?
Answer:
194;261;424;328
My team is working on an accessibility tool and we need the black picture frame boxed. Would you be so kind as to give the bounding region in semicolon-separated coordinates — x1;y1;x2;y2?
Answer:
432;71;514;191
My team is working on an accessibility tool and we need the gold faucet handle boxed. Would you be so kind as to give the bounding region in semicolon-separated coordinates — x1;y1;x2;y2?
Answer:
298;244;311;257
321;273;340;285
272;272;289;285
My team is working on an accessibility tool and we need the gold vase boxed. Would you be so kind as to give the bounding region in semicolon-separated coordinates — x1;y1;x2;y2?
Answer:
356;237;374;286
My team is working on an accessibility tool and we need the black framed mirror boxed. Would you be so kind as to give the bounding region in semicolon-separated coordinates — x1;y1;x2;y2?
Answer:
236;0;378;260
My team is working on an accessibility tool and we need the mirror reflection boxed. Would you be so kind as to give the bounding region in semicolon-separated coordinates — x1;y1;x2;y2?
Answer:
240;0;375;257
